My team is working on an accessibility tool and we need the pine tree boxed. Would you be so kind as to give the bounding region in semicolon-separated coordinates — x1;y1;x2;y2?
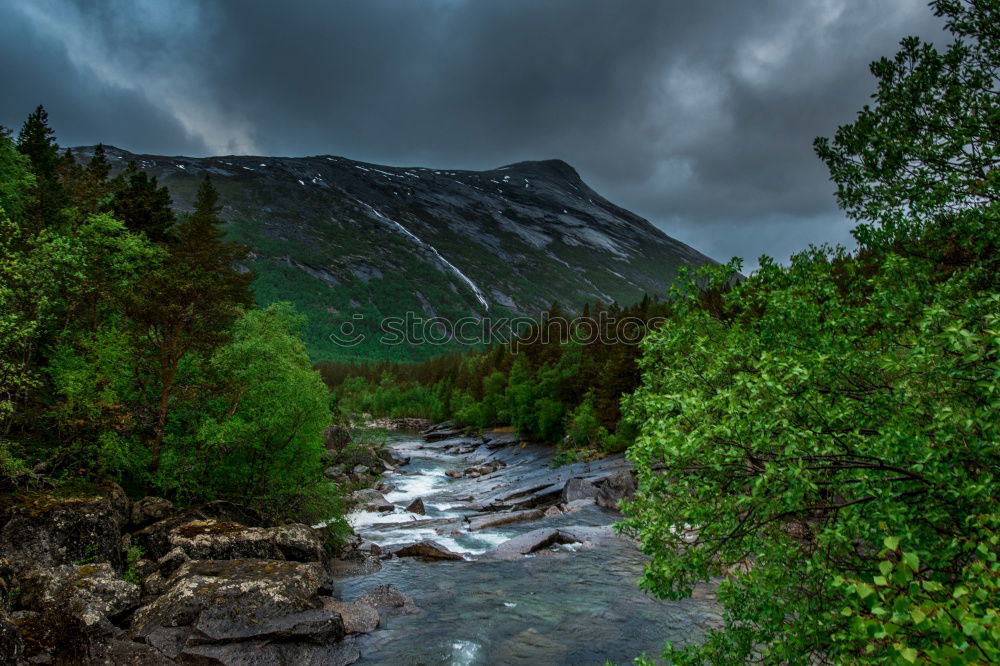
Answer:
129;175;253;476
87;144;110;183
16;105;66;230
111;163;175;242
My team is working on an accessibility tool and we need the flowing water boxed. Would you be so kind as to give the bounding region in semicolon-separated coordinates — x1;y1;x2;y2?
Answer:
335;433;719;665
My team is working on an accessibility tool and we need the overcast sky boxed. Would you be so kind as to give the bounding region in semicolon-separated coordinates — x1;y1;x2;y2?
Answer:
0;0;946;269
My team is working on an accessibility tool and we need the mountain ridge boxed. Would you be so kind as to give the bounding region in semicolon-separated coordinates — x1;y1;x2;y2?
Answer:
75;145;716;361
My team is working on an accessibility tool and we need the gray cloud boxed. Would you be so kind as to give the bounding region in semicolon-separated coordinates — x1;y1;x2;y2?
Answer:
0;0;945;269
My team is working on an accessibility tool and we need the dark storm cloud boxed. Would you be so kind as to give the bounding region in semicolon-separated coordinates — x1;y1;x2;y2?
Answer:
0;0;946;269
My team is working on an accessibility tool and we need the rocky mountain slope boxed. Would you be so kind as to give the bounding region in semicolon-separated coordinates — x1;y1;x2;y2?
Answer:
75;146;715;361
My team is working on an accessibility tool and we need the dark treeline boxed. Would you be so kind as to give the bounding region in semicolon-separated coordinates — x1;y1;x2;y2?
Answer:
0;107;345;537
320;296;675;453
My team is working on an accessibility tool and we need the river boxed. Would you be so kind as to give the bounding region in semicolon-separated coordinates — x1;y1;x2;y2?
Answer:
333;431;719;665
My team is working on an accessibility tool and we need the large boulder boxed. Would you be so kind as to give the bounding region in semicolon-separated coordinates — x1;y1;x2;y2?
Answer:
462;460;506;478
596;470;637;509
131;501;271;561
561;478;600;503
485;528;577;559
377;449;410;468
421;421;464;442
0;484;129;576
163;519;328;564
129;497;174;529
467;509;544;532
271;523;328;563
350;488;394;513
17;563;140;657
76;637;175;665
132;559;357;664
388;541;464;561
405;498;425;515
481;429;520;449
320;598;379;634
167;519;283;561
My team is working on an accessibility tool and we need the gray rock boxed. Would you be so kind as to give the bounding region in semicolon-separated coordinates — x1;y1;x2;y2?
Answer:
405;498;425;515
350;488;394;512
596;469;637;509
20;563;140;638
76;637;175;665
352;464;370;477
468;509;544;532
320;597;380;633
561;477;600;502
180;636;360;666
561;498;596;513
132;559;345;662
544;505;563;518
389;541;464;561
164;519;327;564
142;571;168;596
155;547;190;578
167;519;283;560
129;497;174;528
358;584;419;615
0;484;129;575
486;528;578;559
324;464;346;479
271;523;328;563
423;429;463;442
131;501;270;561
481;430;520;449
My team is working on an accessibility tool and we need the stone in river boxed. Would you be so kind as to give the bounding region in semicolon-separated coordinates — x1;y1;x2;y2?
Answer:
405;498;426;515
389;541;464;561
467;509;544;532
320;597;380;634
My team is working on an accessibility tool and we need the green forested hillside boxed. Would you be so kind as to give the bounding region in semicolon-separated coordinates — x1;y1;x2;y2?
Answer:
70;145;716;362
0;114;345;536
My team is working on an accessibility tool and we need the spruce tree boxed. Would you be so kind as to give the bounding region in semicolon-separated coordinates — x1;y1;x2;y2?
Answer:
129;175;253;476
16;105;66;230
111;163;175;242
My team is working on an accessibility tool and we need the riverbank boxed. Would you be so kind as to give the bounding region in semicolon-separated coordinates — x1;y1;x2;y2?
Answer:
0;425;719;665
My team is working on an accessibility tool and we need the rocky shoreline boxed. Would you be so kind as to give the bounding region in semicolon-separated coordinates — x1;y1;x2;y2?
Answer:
0;422;648;665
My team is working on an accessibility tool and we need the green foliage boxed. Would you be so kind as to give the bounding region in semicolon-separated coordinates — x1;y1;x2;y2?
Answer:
564;397;605;449
0;109;345;533
834;530;999;664
623;3;999;661
0;126;34;220
324;299;661;451
814;0;999;255
16;105;66;231
110;163;175;242
123;544;144;585
623;246;999;662
169;303;336;515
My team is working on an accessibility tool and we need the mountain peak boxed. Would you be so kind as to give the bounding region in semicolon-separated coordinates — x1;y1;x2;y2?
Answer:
493;158;581;183
72;146;716;361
